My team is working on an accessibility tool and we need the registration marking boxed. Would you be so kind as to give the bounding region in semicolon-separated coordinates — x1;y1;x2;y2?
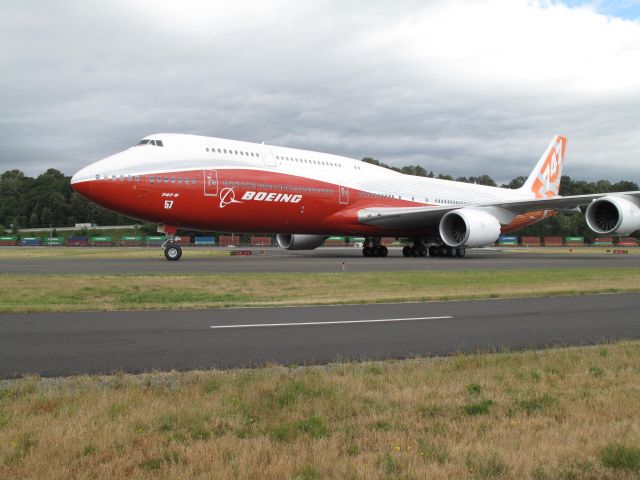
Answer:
210;316;452;329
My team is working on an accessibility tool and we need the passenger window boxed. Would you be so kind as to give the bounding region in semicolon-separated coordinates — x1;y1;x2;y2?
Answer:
178;178;183;184
150;177;154;183
127;175;132;181
135;176;140;182
156;140;163;147
171;178;176;183
164;177;169;183
191;178;196;184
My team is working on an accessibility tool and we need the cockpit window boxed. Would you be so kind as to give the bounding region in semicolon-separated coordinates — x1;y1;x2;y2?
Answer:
136;139;164;147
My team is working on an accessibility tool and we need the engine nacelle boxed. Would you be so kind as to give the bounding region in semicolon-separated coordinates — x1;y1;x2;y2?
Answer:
439;208;501;248
276;234;327;250
585;195;640;236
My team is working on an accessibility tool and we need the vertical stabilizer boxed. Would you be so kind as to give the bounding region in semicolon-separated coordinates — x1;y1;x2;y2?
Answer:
520;135;567;198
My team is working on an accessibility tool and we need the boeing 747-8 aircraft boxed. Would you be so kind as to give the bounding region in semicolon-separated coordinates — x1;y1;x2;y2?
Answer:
71;134;640;260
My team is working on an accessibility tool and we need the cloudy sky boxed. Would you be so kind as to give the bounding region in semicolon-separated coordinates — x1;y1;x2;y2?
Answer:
1;0;639;184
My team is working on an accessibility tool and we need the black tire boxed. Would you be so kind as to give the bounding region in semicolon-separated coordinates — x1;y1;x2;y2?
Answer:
164;243;182;261
418;247;427;257
380;246;388;257
410;246;419;257
362;246;371;257
447;247;454;257
438;246;448;257
402;246;411;257
428;245;437;257
371;245;380;257
455;247;466;258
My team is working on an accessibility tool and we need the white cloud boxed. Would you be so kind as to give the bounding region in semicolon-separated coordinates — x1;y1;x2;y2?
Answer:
0;0;639;184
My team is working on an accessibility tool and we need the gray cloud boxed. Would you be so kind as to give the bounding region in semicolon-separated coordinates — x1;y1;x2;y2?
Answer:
1;0;639;186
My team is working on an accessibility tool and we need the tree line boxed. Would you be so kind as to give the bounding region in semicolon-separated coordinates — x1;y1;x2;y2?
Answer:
1;166;638;240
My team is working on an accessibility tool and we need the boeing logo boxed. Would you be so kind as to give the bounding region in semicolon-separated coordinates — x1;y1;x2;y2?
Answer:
219;187;244;209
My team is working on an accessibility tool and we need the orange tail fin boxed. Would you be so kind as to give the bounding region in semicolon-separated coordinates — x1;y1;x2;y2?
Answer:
520;135;567;198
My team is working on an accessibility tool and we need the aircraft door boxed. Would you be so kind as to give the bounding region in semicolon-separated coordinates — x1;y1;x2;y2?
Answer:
260;144;277;167
338;185;349;205
203;169;218;196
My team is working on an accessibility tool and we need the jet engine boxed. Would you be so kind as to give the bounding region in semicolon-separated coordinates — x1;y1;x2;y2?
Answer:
439;209;501;248
585;195;640;236
276;234;327;250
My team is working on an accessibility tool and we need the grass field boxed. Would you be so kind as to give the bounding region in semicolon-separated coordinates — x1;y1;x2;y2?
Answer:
0;268;639;313
1;342;640;479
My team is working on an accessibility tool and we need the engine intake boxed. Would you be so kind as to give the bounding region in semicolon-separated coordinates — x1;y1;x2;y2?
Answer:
276;234;327;250
439;209;501;248
585;195;640;236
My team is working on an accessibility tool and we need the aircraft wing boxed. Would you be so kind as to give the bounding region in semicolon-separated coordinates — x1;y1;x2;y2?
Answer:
357;191;640;229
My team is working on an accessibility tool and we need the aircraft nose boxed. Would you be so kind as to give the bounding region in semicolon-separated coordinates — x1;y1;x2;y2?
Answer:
70;165;94;197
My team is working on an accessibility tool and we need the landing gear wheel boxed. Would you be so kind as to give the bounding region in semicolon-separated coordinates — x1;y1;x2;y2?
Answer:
362;246;372;257
164;243;182;261
410;246;419;257
428;246;438;257
379;245;388;257
455;247;466;258
418;246;427;257
402;246;411;257
438;246;448;257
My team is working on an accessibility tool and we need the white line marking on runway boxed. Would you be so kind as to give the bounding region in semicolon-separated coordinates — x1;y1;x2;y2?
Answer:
210;316;453;329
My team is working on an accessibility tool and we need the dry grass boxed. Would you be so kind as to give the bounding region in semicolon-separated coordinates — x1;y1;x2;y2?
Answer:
0;247;229;260
0;268;639;313
2;342;640;479
502;247;640;255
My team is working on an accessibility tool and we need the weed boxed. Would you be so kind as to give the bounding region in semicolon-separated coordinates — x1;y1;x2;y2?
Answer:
382;452;400;474
466;452;509;479
467;383;482;395
418;404;443;418
140;457;163;471
373;420;391;431
4;432;36;465
203;379;221;394
346;445;359;456
589;366;604;378
157;413;177;432
464;399;493;416
0;411;8;429
107;402;128;420
517;393;555;415
600;443;640;471
293;465;322;480
417;438;449;464
295;414;329;439
82;445;96;456
269;424;294;442
366;364;383;375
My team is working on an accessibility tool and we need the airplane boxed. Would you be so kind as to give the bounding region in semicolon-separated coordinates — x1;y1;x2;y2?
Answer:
71;134;640;261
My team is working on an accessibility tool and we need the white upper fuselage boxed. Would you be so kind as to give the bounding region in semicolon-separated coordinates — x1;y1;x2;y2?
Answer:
72;133;530;207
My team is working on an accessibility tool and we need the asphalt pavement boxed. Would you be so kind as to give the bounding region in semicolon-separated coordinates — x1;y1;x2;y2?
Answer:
1;293;639;378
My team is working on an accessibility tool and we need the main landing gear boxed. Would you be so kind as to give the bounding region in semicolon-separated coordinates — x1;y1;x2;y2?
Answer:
362;238;388;257
401;238;465;258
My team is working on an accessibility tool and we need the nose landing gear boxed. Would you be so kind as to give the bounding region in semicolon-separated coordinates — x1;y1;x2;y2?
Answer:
159;225;182;261
163;242;182;261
